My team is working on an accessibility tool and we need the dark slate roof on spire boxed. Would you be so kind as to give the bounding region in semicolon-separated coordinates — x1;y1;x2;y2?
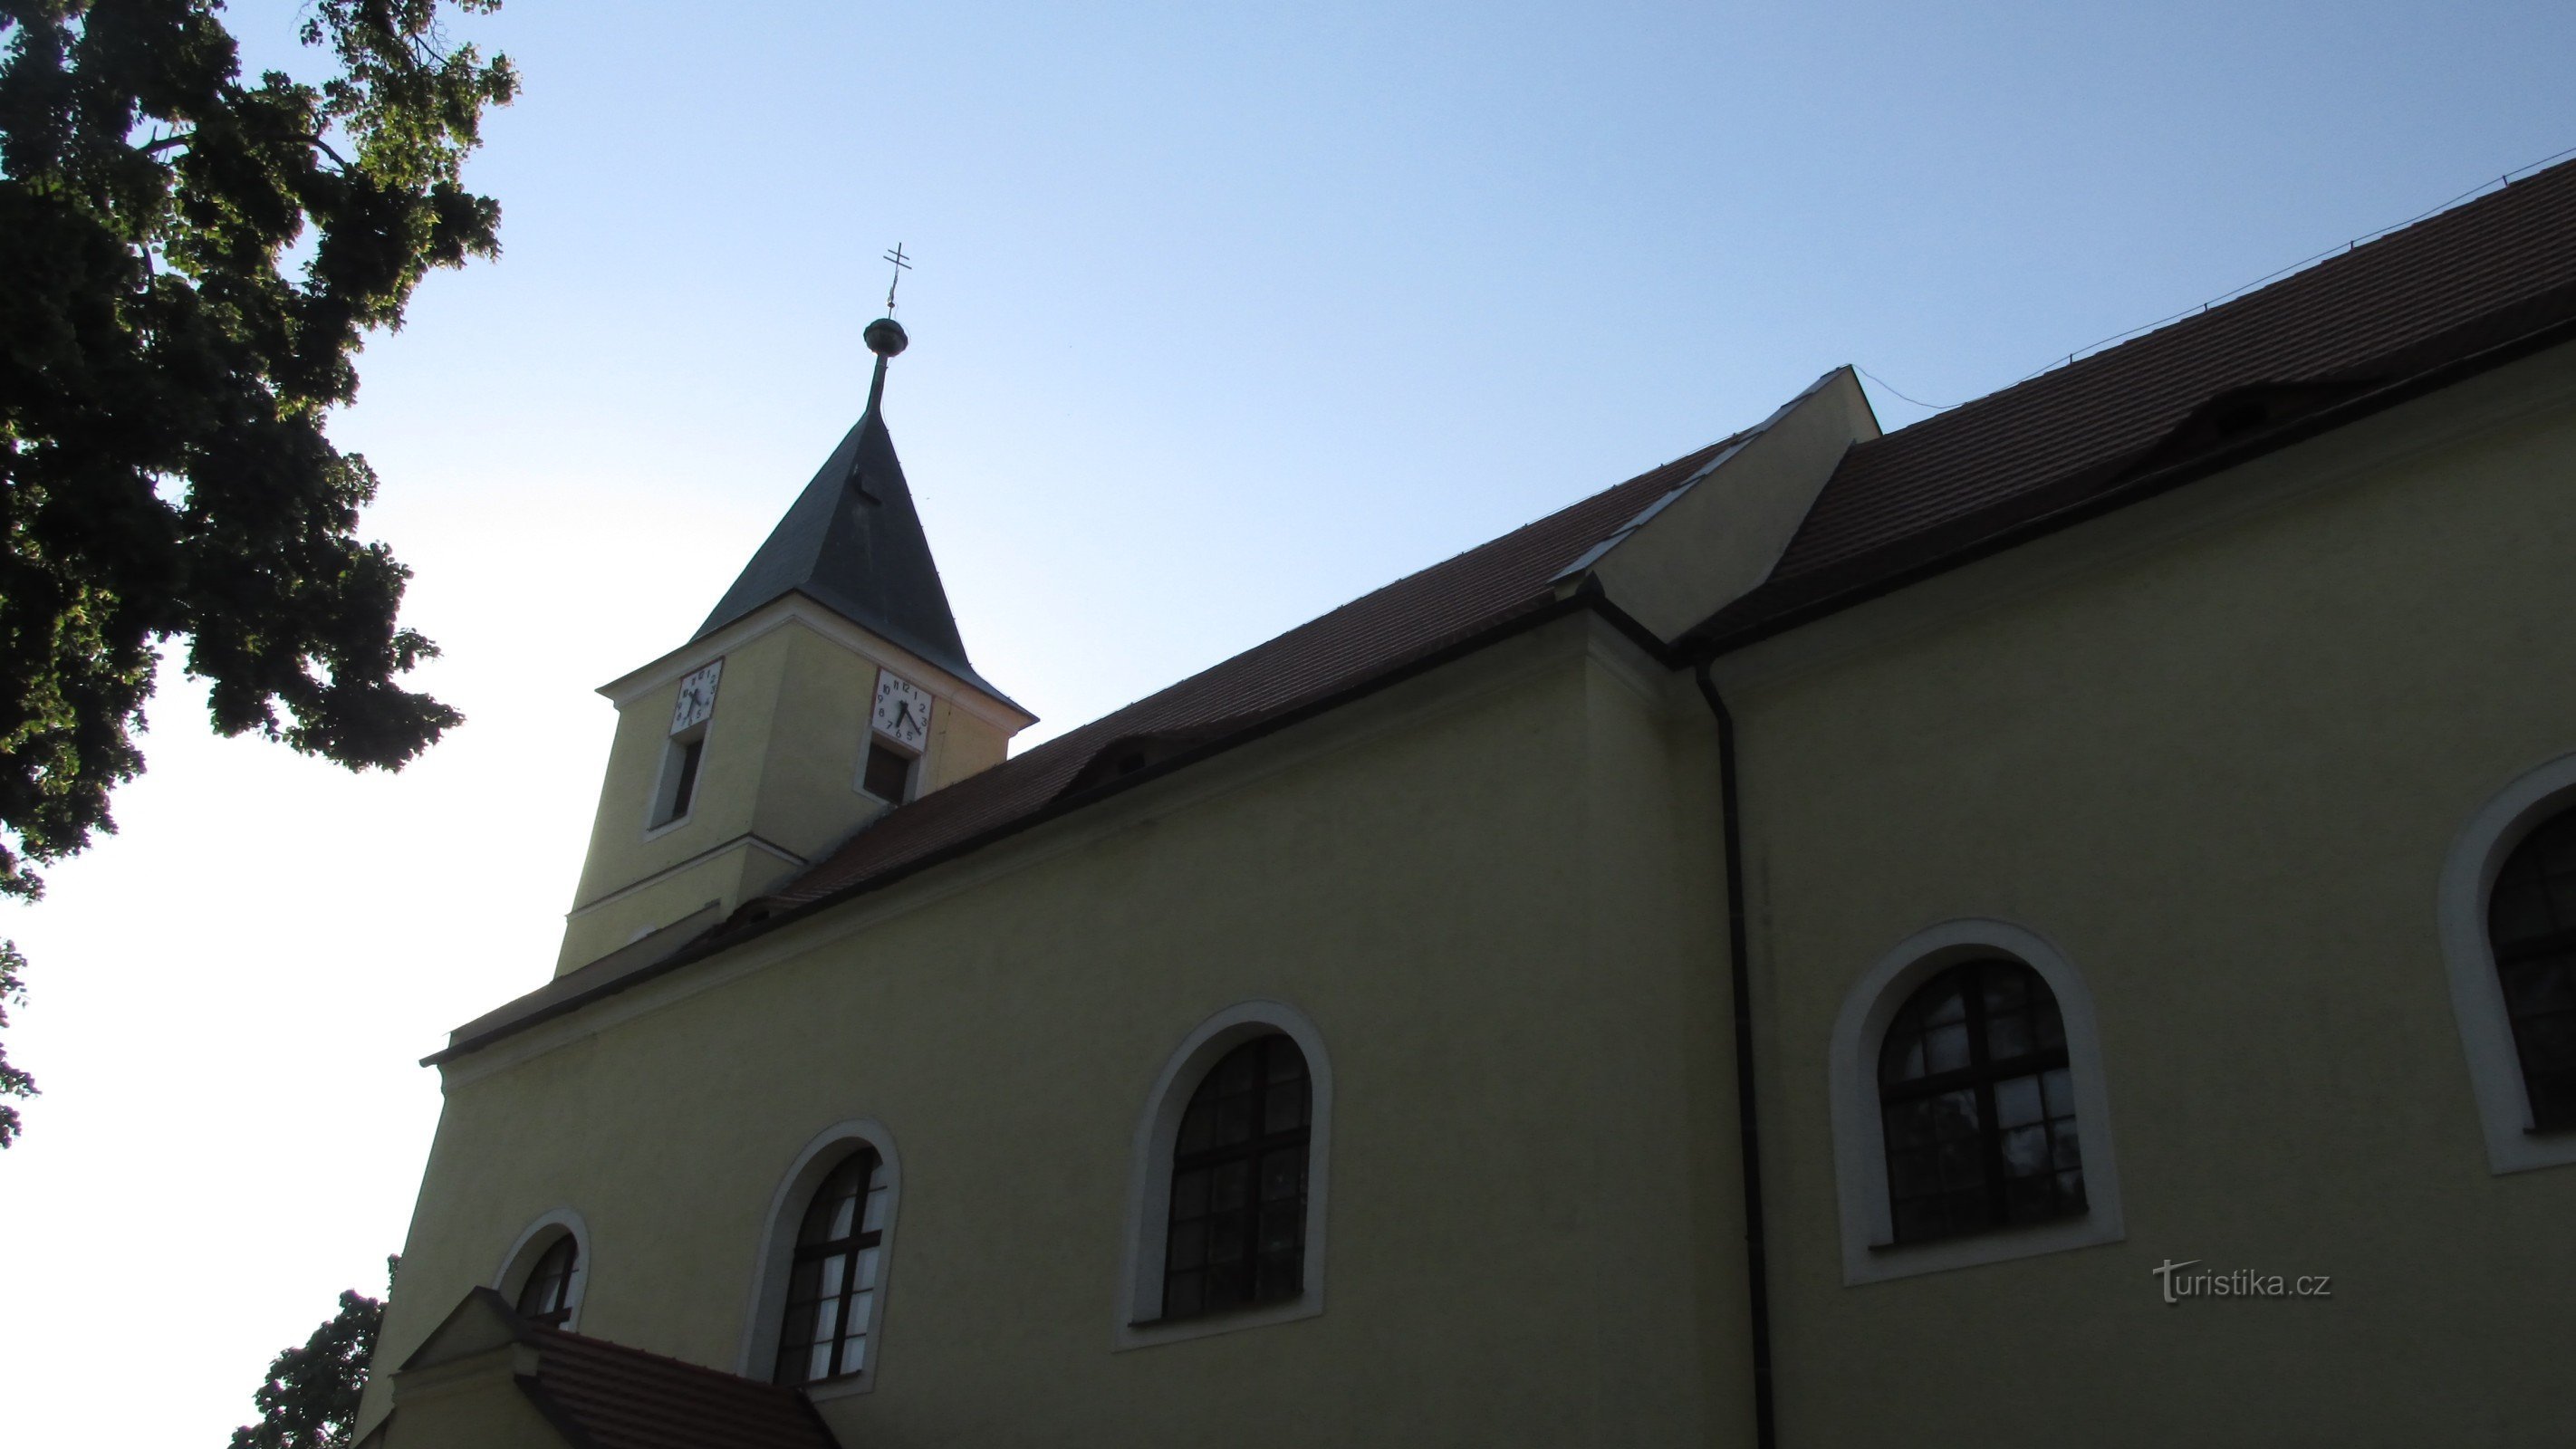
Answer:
697;396;1015;705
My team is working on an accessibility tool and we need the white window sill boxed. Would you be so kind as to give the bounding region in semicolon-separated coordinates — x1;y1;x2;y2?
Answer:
1113;1293;1322;1351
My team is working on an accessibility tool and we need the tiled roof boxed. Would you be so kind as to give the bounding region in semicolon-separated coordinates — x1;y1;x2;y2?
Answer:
757;432;1739;909
1691;158;2576;643
781;160;2576;915
432;156;2576;1062
520;1319;842;1449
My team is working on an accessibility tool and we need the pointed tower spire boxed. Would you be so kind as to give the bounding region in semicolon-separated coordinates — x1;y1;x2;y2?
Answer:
559;264;1032;975
694;302;1012;704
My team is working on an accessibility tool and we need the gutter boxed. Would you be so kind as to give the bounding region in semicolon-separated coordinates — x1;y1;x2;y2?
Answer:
1693;659;1777;1449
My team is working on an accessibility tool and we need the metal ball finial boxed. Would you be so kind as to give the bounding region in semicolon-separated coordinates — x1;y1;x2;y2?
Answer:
864;317;909;359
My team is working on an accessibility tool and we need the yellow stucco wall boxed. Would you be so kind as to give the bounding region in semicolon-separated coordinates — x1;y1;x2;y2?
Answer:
558;616;1017;973
370;616;1751;1447
1730;347;2576;1445
380;341;2576;1448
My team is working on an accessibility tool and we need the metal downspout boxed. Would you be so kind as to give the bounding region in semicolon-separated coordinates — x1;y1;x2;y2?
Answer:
1694;658;1776;1449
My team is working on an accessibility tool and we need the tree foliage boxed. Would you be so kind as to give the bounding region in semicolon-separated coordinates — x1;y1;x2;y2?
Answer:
0;0;516;901
0;939;34;1146
230;1256;397;1449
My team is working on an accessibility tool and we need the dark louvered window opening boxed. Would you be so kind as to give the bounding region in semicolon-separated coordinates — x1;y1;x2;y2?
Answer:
2489;807;2576;1131
1162;1034;1311;1321
1879;959;2086;1243
776;1150;889;1384
668;737;705;819
862;740;914;802
515;1235;578;1328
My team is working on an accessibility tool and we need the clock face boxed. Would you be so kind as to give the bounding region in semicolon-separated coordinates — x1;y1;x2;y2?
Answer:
872;671;933;751
670;660;723;734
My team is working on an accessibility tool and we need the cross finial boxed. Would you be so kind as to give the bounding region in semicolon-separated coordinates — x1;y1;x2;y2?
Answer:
881;243;912;314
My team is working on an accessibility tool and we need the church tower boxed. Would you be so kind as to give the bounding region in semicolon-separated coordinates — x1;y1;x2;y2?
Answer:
556;312;1034;974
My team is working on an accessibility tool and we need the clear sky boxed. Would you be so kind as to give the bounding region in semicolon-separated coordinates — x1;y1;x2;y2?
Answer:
2;1;2569;1441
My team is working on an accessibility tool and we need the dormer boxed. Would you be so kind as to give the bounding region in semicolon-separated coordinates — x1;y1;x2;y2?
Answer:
556;319;1034;974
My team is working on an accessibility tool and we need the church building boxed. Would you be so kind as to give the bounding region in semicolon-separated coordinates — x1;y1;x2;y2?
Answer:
359;162;2576;1448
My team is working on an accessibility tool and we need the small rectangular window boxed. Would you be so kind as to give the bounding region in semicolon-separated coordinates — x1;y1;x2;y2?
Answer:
670;739;705;816
861;740;915;803
649;725;708;828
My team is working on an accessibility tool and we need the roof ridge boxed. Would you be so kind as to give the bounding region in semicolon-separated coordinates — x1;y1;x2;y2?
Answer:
1038;432;1745;729
1881;154;2576;445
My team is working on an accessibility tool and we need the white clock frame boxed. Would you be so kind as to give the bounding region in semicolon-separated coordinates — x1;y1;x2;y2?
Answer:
871;671;933;751
671;659;724;734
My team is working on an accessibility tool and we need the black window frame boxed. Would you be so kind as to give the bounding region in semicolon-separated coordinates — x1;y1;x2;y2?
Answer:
2488;807;2576;1132
774;1148;890;1386
514;1234;579;1329
1159;1033;1312;1322
1876;958;2088;1244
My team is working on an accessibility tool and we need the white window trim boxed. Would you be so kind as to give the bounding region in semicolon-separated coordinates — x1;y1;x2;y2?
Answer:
494;1208;592;1332
735;1119;903;1399
2437;751;2576;1176
1114;1000;1333;1350
1827;918;2126;1285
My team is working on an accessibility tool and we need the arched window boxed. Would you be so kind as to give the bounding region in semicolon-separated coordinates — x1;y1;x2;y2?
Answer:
1878;959;2086;1243
515;1234;580;1328
2488;805;2576;1132
774;1148;890;1386
1159;1033;1312;1321
495;1211;590;1332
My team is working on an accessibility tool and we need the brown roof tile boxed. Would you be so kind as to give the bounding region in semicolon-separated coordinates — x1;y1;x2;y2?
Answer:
1696;158;2576;641
520;1319;842;1449
433;157;2576;1061
758;432;1739;908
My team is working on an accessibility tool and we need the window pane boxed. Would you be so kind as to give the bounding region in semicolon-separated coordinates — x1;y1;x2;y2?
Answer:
1217;1048;1258;1093
2042;1066;2075;1118
2051;1125;2084;1169
1259;1147;1304;1203
1255;1252;1302;1301
1994;1074;2043;1128
1177;1099;1215;1154
861;1185;890;1233
1206;1211;1246;1263
1216;1094;1254;1146
1170;1168;1211;1219
1205;1269;1246;1312
1879;961;2083;1243
1922;1021;1972;1075
1258;1204;1302;1257
1989;1006;2034;1060
853;1244;881;1291
1264;1081;1306;1135
1999;1124;2049;1176
1212;1160;1250;1211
